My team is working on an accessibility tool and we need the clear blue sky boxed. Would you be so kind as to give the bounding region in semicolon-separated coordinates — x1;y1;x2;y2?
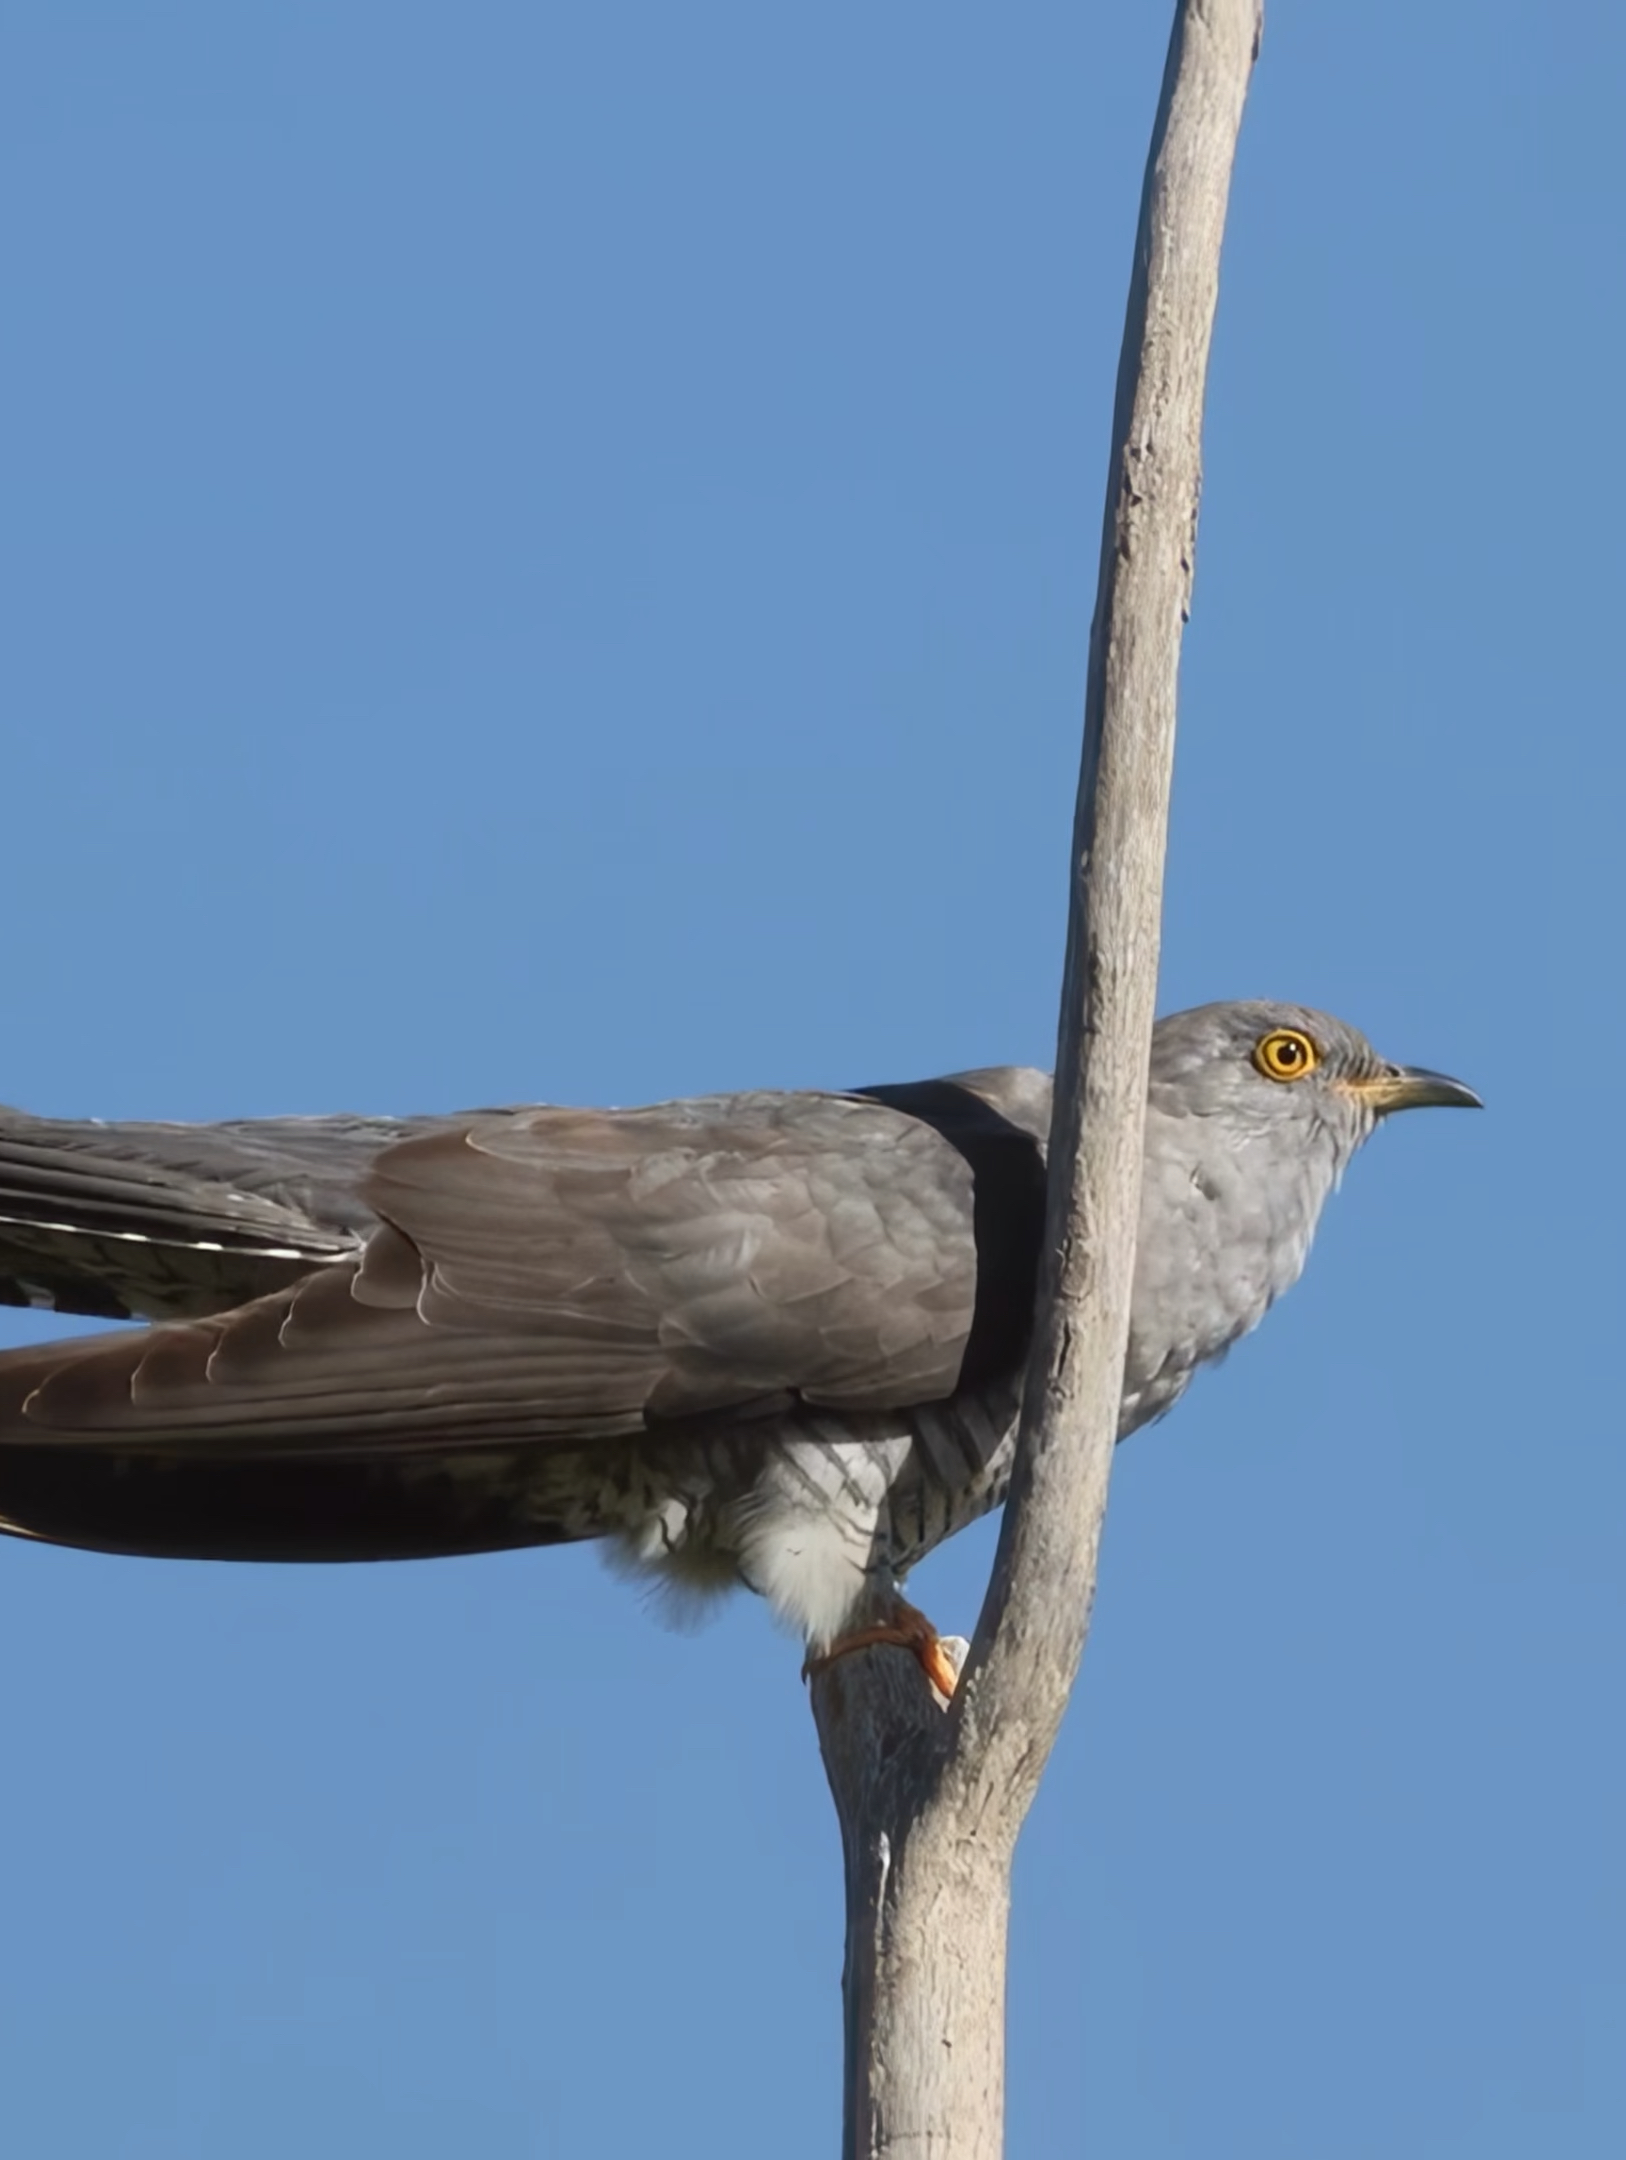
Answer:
0;5;1619;2155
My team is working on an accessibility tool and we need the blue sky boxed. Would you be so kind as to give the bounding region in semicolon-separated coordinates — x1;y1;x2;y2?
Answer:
0;4;1620;2154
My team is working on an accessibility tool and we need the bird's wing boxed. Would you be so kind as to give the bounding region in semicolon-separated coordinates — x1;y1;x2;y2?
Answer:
0;1081;1054;1450
0;1109;466;1320
0;1078;1046;1561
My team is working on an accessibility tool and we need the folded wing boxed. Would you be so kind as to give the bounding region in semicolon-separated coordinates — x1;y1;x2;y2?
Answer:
0;1079;1046;1560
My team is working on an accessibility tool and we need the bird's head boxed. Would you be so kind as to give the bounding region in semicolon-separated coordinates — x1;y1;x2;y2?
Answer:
1148;1000;1481;1155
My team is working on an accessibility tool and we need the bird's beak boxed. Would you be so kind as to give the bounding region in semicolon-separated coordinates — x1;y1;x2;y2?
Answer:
1343;1064;1484;1115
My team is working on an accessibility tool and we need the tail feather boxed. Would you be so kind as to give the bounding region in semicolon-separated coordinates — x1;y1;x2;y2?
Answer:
0;1436;582;1563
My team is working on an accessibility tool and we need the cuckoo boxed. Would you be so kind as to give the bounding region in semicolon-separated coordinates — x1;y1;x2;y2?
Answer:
0;1001;1478;1692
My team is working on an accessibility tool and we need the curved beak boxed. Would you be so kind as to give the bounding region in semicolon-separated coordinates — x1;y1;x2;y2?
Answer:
1347;1064;1484;1115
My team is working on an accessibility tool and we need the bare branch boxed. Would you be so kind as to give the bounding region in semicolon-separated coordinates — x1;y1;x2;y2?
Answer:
810;4;1263;2153
946;0;1264;1819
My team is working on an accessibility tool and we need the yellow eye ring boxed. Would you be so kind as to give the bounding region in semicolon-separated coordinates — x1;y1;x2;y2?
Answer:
1252;1027;1319;1083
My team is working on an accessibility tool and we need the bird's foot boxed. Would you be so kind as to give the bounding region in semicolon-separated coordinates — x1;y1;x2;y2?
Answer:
804;1598;966;1702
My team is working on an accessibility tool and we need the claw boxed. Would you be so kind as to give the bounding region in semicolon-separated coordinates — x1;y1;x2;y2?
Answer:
804;1598;963;1701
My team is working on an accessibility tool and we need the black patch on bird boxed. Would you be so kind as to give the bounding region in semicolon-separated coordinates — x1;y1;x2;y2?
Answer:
852;1079;1047;1394
0;1274;134;1321
0;1446;576;1564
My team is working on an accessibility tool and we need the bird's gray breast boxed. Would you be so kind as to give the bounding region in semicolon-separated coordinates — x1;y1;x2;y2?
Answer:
1122;1100;1346;1430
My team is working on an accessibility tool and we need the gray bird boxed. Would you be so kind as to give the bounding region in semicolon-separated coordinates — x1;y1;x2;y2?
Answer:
0;1001;1477;1690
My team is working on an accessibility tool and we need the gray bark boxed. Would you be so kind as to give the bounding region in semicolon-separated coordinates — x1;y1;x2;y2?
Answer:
808;5;1264;2153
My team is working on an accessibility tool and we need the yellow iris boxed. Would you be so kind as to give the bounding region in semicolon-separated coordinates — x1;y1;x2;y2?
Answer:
1252;1027;1319;1082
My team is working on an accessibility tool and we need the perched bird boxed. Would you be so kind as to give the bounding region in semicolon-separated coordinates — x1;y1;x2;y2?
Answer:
0;1002;1477;1691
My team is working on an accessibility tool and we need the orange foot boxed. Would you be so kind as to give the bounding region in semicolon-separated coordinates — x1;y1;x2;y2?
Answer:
804;1598;963;1700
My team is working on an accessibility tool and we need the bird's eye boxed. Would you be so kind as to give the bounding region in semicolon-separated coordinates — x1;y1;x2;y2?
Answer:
1252;1028;1319;1082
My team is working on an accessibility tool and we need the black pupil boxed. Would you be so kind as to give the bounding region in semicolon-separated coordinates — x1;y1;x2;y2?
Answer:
1275;1039;1301;1066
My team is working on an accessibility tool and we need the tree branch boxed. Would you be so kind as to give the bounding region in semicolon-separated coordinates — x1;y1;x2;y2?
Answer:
809;4;1263;2153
